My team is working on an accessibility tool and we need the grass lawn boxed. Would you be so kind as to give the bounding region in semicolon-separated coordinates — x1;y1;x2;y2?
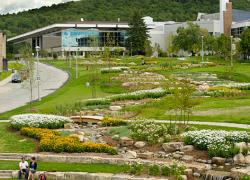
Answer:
0;123;35;153
0;60;112;119
0;71;11;81
0;160;129;174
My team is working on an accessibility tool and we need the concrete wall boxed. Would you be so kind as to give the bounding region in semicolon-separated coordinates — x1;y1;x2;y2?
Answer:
0;32;6;71
42;35;61;51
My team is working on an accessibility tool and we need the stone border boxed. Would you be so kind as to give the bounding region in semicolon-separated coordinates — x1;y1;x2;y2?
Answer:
1;170;168;180
0;153;206;172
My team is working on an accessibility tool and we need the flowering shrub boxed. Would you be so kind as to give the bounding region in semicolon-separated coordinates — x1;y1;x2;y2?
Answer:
216;83;250;90
129;121;172;145
101;67;129;73
109;88;167;101
102;117;127;126
10;114;72;130
21;127;117;155
183;130;249;150
207;143;239;158
203;87;245;97
183;130;249;157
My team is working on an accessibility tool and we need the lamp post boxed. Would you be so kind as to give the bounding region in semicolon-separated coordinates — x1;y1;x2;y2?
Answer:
75;49;79;79
201;36;204;63
130;42;133;57
35;46;41;101
230;36;233;68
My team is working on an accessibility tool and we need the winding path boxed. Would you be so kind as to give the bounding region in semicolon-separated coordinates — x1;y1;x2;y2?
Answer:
0;62;68;114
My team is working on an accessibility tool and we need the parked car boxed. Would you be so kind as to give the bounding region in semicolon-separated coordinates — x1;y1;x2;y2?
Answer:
11;74;22;83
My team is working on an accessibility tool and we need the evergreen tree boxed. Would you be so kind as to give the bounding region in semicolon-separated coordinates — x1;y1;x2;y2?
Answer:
239;28;250;60
126;11;149;55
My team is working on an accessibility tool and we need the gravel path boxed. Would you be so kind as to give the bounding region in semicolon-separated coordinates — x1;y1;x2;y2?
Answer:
0;62;68;114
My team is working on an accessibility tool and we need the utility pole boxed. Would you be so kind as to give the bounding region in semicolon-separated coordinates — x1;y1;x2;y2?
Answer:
35;46;41;101
201;36;204;63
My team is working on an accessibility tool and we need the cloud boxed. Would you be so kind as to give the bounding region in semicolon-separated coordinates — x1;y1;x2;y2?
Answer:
0;0;79;15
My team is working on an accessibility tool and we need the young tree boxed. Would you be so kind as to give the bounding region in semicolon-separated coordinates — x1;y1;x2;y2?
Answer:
126;11;150;55
215;34;231;60
173;22;207;56
239;28;250;60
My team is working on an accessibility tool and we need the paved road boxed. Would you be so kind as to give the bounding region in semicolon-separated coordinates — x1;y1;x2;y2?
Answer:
0;63;68;113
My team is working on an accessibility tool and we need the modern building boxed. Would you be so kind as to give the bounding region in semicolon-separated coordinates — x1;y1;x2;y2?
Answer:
7;0;250;56
0;31;6;71
8;21;129;57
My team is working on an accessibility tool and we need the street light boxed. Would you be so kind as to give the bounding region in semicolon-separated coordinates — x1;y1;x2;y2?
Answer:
35;46;41;101
130;42;133;57
201;36;204;63
230;36;233;68
75;49;79;79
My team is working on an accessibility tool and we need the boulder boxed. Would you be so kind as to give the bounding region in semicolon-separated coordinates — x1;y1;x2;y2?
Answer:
162;142;184;152
124;150;137;159
134;141;146;149
180;145;194;152
212;157;226;166
245;155;250;164
64;123;74;129
120;137;134;147
181;155;194;163
173;153;183;159
184;169;193;179
138;151;154;159
234;153;246;164
112;135;120;140
235;142;247;153
109;106;122;111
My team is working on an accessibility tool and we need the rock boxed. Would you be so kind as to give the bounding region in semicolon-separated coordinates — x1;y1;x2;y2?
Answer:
180;175;187;180
234;153;246;164
184;169;193;178
193;172;201;177
212;157;226;166
64;123;74;129
181;155;194;163
173;153;183;159
204;164;212;170
124;150;137;159
109;106;122;111
120;137;134;147
78;135;89;142
180;145;194;152
235;142;247;153
245;155;250;164
134;141;146;149
138;151;154;159
162;142;184;152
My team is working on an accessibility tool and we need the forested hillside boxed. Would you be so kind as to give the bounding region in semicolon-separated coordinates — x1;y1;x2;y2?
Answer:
0;0;250;37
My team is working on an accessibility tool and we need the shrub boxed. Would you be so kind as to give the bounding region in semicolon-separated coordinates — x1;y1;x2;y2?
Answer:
203;87;246;97
129;163;144;175
85;99;111;106
183;130;249;157
208;143;240;158
241;175;250;180
102;117;127;127
149;164;161;176
10;114;72;130
161;166;171;176
129;121;172;145
21;127;117;155
161;162;186;178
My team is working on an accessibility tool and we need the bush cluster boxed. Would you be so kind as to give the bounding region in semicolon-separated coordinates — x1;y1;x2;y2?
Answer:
10;114;72;130
183;130;249;158
129;121;178;145
101;117;127;127
129;162;185;179
203;87;246;97
21;127;117;155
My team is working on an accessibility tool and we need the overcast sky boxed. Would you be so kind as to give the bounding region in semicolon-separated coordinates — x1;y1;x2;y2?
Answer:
0;0;79;15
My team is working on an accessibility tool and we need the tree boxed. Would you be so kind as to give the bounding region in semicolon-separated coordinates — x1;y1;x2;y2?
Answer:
239;28;250;60
215;34;231;60
126;11;150;55
173;22;208;56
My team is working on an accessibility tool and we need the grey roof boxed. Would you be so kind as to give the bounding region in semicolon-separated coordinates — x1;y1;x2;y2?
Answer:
233;9;250;22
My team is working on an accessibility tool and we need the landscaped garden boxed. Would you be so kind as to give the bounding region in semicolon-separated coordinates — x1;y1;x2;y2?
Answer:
1;56;250;179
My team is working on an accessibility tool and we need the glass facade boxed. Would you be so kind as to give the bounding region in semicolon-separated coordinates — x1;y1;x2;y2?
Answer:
62;28;127;48
231;26;250;37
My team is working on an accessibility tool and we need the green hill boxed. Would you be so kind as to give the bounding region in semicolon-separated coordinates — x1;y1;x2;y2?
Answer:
0;0;250;37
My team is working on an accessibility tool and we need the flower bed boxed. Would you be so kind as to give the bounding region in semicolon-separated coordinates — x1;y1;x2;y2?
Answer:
183;130;249;158
101;67;129;74
202;87;246;97
216;83;250;90
102;117;127;127
10;114;72;130
21;127;117;155
129;121;174;145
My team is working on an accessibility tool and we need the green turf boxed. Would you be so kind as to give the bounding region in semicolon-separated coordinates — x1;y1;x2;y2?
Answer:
0;123;35;153
0;160;129;174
